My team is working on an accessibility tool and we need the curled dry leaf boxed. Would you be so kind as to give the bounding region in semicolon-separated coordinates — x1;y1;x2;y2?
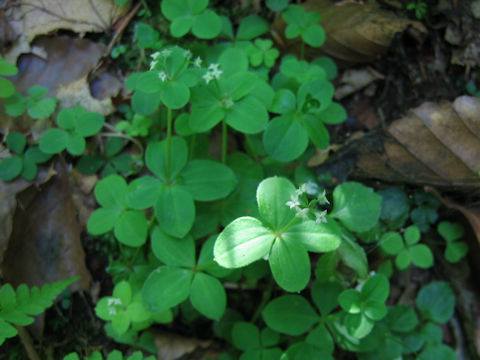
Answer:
5;0;128;60
153;330;212;360
352;96;480;189
272;0;426;65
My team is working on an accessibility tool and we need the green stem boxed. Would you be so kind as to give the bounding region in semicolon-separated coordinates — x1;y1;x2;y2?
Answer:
245;134;259;162
99;132;144;155
221;118;228;164
278;216;301;234
195;261;217;273
319;310;346;325
166;107;173;181
251;278;274;324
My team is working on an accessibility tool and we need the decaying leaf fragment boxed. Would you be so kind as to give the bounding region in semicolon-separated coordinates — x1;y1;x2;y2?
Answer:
272;0;426;65
5;0;128;60
353;96;480;189
153;330;212;360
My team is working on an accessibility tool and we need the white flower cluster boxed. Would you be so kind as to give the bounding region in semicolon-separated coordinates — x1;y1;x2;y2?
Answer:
285;182;329;224
149;49;172;70
203;63;223;84
107;297;123;316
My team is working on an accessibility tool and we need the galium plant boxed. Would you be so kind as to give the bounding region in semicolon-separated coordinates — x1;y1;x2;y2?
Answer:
0;0;463;358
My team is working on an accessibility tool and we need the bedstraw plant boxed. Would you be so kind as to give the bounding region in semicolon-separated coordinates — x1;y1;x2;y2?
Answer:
0;1;462;359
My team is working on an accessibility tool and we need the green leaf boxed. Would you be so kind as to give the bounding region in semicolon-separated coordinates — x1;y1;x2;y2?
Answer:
87;208;121;235
330;182;382;232
416;282;455;324
266;0;289;11
132;91;162;116
338;289;362;314
317;102;347;125
380;232;404;255
404;225;421;245
226;96;268;134
66;132;86;155
236;15;269;40
5;92;26;116
181;160;236;201
146;137;188;181
385;305;419;333
282;218;341;252
24;146;50;164
6;132;26;155
445;241;468;263
0;78;15;98
190;273;226;319
262;295;317;336
311;281;343;316
75;111;104;137
438;221;464;242
0;156;23;181
192;9;222;39
135;23;160;48
142;266;193;312
301;114;330;149
256;176;296;230
337;230;368;278
344;313;375;338
269;237;310;292
27;98;57;119
263;115;309;162
125;176;163;209
269;89;296;114
198;236;232;278
418;344;457;360
409;244;433;269
155;185;195;238
361;274;389;303
39;129;68;154
151;226;195;267
214;217;275;268
94;174;126;209
302;24;325;47
261;327;280;347
0;59;18;76
27;85;48;99
232;322;260;351
219;48;249;76
21;157;37;180
160;81;190;109
113;210;148;247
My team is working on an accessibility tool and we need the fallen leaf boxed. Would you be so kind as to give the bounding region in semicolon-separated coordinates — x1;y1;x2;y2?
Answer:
5;0;128;60
272;0;426;65
335;68;385;99
1;160;91;292
352;95;480;188
153;330;212;360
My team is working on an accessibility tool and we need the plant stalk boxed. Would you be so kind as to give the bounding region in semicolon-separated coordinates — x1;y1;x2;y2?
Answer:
166;107;173;181
222;119;228;164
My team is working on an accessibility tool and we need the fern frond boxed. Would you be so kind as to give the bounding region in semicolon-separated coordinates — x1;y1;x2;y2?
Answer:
0;277;78;345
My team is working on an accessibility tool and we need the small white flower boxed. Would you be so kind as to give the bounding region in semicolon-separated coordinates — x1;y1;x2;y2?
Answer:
208;63;220;71
304;181;319;195
295;208;310;220
149;60;159;70
108;308;117;316
296;184;307;196
107;297;122;306
158;71;168;82
193;56;202;68
210;68;223;80
150;51;161;60
184;49;192;59
286;194;301;209
317;189;330;205
203;71;214;84
161;49;172;58
314;210;327;224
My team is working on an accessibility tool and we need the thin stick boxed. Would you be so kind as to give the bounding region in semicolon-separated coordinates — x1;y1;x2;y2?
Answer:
16;326;41;360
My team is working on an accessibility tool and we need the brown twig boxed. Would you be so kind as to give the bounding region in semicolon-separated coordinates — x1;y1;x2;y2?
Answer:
16;326;41;360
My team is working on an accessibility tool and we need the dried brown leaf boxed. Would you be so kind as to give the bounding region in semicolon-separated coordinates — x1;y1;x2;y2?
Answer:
354;95;480;188
153;330;212;360
272;0;426;65
6;0;128;54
